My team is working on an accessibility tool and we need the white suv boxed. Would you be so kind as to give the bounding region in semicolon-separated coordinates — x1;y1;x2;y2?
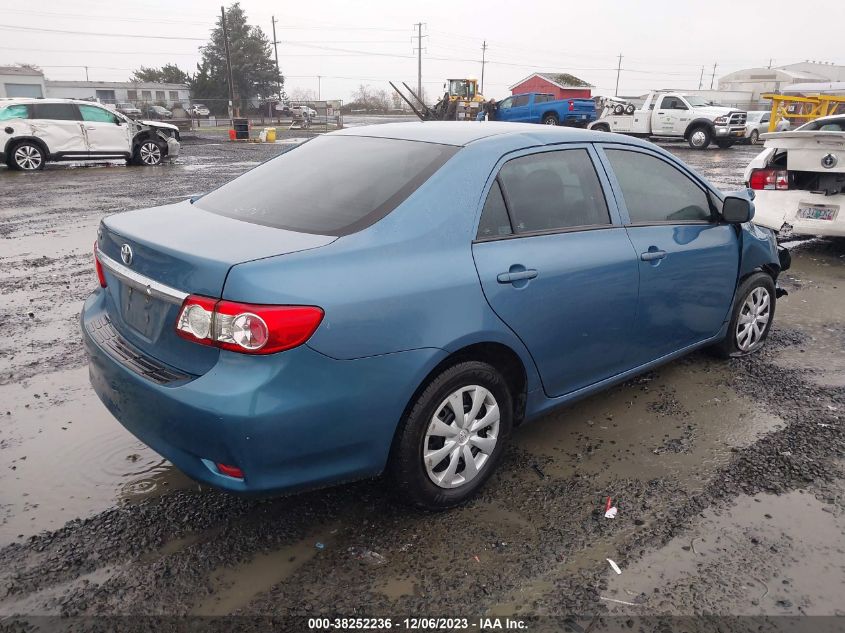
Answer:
0;98;181;171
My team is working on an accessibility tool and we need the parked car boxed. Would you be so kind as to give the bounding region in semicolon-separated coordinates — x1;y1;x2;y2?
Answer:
143;104;173;120
191;103;211;118
83;122;787;509
744;114;845;238
291;104;317;119
0;99;180;170
744;111;789;144
115;102;142;118
493;92;596;127
590;91;747;149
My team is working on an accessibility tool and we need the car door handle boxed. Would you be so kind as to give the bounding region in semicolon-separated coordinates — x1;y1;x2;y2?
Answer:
497;269;538;283
640;250;667;261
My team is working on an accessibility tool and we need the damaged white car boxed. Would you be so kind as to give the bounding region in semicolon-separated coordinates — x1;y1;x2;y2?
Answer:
0;98;180;171
745;114;845;238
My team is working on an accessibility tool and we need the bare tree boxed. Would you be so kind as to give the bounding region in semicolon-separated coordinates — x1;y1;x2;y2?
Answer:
288;87;317;103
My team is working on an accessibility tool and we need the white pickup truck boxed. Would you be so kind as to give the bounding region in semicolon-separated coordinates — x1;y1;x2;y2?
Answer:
589;91;747;150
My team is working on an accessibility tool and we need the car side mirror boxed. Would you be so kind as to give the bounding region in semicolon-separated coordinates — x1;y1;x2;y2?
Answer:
722;194;753;223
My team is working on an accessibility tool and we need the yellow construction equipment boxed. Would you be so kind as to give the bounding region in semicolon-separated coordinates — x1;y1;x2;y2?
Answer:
390;78;486;121
763;93;845;132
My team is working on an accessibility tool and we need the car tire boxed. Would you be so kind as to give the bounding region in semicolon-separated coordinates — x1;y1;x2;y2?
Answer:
542;113;559;126
713;272;776;358
624;104;635;115
749;129;759;145
687;126;711;150
133;139;164;166
8;141;46;171
389;361;513;510
592;123;610;132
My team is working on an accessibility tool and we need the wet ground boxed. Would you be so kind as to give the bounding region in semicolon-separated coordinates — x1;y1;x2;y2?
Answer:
0;131;843;628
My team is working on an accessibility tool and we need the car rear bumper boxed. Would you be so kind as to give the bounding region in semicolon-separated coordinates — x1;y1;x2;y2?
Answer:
81;289;446;496
752;190;845;237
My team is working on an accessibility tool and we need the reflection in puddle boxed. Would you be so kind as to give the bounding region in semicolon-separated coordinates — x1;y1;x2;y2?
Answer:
516;358;784;489
0;367;192;545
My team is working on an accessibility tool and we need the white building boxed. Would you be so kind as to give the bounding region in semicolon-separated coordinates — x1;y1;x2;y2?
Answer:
0;66;46;98
45;80;191;107
718;62;845;102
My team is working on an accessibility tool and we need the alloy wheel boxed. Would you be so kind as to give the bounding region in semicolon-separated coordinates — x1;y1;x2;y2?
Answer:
736;287;771;351
14;145;42;170
423;385;500;489
139;142;162;165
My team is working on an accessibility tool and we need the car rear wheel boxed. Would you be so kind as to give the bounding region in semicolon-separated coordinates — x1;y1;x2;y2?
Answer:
133;139;164;166
688;126;711;150
713;272;776;358
9;141;45;171
749;129;759;144
389;361;513;510
542;113;559;126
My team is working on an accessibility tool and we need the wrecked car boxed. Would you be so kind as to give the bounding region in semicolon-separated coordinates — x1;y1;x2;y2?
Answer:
83;122;786;510
0;98;180;171
745;114;845;238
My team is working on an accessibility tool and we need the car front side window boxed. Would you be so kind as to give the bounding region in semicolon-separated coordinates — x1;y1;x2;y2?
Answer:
79;105;119;124
605;149;712;223
497;149;611;234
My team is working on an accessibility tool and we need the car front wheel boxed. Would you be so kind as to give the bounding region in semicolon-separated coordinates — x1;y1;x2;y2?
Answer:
688;126;712;149
714;272;776;358
9;141;46;171
749;129;759;144
390;361;513;510
134;140;164;166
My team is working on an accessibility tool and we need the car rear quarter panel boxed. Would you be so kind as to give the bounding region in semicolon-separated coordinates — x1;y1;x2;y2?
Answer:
221;137;543;391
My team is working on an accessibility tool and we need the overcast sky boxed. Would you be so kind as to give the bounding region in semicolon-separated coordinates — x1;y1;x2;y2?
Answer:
2;0;842;101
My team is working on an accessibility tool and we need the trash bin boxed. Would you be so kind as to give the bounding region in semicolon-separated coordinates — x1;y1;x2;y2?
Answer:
233;118;250;140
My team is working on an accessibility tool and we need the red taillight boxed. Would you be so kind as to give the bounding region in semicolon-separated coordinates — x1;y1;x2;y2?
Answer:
216;463;244;479
568;100;574;111
749;168;788;191
94;241;107;288
175;295;323;355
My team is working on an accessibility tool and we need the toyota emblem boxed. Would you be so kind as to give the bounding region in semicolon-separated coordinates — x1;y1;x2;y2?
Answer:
822;153;838;169
120;243;133;266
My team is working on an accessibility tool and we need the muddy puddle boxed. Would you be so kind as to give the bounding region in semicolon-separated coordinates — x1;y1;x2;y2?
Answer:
0;367;192;545
600;486;845;615
516;358;784;489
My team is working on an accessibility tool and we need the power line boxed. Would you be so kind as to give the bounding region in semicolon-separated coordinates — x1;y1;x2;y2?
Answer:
0;24;206;40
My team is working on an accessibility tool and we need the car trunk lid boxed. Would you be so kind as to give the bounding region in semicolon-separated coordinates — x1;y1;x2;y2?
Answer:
97;200;335;375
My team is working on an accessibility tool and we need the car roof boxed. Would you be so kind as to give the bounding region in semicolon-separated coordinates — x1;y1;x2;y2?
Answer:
331;121;621;147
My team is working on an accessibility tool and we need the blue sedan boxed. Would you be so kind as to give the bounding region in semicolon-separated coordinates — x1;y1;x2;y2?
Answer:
82;122;787;509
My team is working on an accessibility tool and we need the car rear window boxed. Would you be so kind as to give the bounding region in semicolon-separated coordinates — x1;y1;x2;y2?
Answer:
32;103;80;121
0;104;29;120
195;135;459;236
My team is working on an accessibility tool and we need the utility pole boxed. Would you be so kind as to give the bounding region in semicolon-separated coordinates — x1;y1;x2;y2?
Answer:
271;16;282;101
221;5;237;119
710;62;717;90
698;66;704;89
84;66;89;82
317;75;321;100
768;57;772;68
481;40;487;94
414;22;425;101
614;53;622;96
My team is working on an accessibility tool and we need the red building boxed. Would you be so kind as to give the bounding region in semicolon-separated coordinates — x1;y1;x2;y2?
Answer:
509;72;593;99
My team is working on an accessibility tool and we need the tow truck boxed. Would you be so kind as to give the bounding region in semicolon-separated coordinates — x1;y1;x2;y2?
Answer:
589;91;747;149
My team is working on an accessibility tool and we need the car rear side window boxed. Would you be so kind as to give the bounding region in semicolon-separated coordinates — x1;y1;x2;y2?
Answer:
476;180;512;239
32;103;81;121
605;149;712;223
195;135;458;236
497;149;610;234
0;104;29;120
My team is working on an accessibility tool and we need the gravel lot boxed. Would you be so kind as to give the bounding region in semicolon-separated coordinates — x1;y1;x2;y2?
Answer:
0;127;843;628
